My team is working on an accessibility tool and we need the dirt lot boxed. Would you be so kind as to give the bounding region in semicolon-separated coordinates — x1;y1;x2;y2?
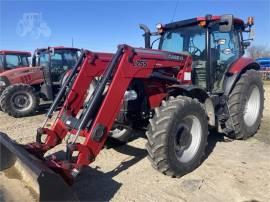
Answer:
0;82;270;202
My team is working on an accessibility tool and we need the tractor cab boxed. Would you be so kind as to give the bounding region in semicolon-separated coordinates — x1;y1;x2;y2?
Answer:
0;50;31;73
140;15;254;92
32;47;81;99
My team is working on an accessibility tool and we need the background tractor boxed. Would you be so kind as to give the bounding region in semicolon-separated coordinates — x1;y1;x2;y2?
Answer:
0;14;264;201
0;47;81;117
0;50;31;109
0;50;31;74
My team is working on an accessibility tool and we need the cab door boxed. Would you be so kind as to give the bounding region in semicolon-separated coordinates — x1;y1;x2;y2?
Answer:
0;55;4;73
210;27;241;92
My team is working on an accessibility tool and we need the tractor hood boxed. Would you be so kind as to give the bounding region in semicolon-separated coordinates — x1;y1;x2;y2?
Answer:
0;67;44;86
93;48;190;64
134;48;191;62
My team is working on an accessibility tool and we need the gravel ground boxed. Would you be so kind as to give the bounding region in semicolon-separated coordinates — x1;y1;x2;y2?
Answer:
0;82;269;202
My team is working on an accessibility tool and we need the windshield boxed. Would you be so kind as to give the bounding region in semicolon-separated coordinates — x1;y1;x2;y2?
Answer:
38;49;80;82
159;24;240;62
4;54;30;69
38;49;80;68
160;25;206;56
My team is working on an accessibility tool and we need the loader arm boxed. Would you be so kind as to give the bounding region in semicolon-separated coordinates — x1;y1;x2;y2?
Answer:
1;45;192;200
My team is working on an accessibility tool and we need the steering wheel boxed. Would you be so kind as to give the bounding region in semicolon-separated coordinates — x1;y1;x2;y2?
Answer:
189;46;202;56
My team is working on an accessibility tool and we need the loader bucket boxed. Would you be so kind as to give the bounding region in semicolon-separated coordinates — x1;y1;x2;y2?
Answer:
0;132;78;201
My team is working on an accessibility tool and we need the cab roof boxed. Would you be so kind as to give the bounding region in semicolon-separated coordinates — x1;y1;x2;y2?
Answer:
0;50;31;56
36;46;80;52
164;15;245;30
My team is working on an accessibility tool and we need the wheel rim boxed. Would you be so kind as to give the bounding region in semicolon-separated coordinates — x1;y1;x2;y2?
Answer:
243;85;261;127
11;92;33;112
174;115;202;163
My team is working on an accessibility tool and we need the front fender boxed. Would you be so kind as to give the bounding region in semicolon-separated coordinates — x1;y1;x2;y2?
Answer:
167;84;209;102
0;76;11;94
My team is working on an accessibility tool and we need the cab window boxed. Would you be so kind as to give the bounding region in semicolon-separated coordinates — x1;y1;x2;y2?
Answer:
211;29;240;65
0;55;3;69
50;53;63;70
21;56;29;66
63;51;78;68
161;32;184;53
6;55;20;69
39;53;49;67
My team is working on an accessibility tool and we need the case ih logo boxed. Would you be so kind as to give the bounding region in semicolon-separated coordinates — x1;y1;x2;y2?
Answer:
168;54;184;61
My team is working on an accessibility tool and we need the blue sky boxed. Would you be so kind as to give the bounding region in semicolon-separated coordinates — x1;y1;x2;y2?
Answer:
0;0;270;53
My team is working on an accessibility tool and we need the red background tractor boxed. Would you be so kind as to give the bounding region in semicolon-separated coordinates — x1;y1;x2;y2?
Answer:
0;50;31;74
0;47;81;117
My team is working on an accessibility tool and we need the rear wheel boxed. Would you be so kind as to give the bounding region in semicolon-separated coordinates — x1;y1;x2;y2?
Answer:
225;69;264;139
0;84;39;118
146;96;208;177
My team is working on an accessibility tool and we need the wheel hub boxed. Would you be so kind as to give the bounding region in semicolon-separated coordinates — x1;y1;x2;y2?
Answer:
175;124;192;157
174;115;202;163
14;95;29;108
11;92;33;111
244;85;261;127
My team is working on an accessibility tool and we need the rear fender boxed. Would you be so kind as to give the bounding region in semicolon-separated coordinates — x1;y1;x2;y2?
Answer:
224;59;260;96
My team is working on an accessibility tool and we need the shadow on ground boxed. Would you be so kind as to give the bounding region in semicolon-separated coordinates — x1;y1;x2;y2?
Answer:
72;144;147;201
204;130;232;159
70;130;230;201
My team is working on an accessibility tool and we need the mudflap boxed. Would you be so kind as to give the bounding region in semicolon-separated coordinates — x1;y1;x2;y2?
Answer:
0;132;78;202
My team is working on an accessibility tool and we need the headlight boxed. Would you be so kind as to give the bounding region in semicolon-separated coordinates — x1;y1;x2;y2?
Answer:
156;23;164;34
124;90;138;101
0;80;6;87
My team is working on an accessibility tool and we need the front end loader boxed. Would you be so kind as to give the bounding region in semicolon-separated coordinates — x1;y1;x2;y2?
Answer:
0;14;264;201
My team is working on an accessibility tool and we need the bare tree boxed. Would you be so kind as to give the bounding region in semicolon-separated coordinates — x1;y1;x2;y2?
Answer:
247;45;270;59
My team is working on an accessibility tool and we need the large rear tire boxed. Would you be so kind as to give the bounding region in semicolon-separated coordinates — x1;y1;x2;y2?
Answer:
146;96;208;177
0;84;39;118
225;69;264;139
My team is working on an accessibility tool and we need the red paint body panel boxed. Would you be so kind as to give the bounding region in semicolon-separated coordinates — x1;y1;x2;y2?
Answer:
0;67;44;85
228;57;255;74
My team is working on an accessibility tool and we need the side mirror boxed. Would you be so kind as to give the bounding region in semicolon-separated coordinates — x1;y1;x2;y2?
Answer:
219;14;234;32
242;41;251;48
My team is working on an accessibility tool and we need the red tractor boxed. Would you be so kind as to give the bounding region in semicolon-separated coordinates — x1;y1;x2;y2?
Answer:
0;15;264;201
0;47;81;117
0;50;31;74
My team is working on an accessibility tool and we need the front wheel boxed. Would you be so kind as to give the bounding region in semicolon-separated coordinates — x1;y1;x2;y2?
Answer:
225;69;264;139
146;96;208;177
0;84;39;118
